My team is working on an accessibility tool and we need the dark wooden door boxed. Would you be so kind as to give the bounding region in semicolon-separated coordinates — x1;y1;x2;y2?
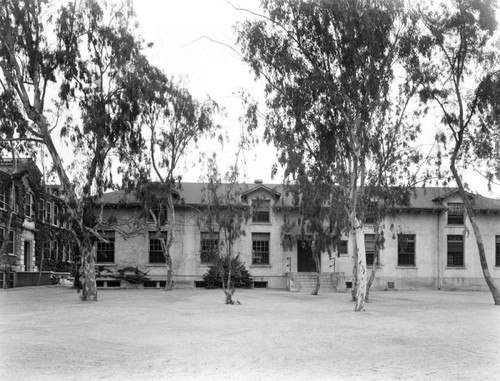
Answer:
297;240;319;272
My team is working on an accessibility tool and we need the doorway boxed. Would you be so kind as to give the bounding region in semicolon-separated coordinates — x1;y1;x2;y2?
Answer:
24;241;32;271
297;240;320;272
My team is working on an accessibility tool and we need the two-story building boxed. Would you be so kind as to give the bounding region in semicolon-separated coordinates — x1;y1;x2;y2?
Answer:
0;158;75;288
95;181;500;292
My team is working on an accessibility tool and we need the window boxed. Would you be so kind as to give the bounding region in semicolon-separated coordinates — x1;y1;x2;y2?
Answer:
252;199;270;223
448;203;464;225
149;232;164;263
252;233;270;265
0;190;7;210
364;202;377;224
96;231;115;263
447;235;464;267
398;234;415;266
45;201;52;224
38;199;45;222
53;204;59;226
52;240;59;261
365;234;376;266
0;228;15;255
200;232;219;264
25;192;34;218
495;236;500;267
338;240;348;257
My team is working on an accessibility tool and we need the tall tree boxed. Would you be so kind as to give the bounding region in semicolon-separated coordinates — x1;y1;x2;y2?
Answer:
200;154;251;305
0;0;153;300
415;0;500;304
237;0;421;311
121;65;219;291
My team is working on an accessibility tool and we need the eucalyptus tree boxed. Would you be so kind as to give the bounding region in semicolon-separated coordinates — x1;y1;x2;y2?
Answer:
414;0;500;304
0;0;154;300
122;65;219;291
237;0;421;311
199;154;251;305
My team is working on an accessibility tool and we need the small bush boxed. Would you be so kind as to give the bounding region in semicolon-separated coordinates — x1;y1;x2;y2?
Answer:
203;256;253;289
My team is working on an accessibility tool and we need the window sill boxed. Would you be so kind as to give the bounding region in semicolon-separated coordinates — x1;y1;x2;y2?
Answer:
250;264;271;268
446;224;464;228
396;266;417;269
445;266;467;270
251;222;271;225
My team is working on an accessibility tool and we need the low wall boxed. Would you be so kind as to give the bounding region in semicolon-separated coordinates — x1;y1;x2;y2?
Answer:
13;271;71;287
287;272;346;293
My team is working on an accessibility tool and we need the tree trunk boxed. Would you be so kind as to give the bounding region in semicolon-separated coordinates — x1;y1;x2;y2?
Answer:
311;240;321;296
223;254;234;304
353;218;367;311
450;164;500;305
79;245;98;301
365;228;380;302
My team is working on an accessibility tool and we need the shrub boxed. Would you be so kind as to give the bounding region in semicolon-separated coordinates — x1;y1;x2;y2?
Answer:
203;256;253;289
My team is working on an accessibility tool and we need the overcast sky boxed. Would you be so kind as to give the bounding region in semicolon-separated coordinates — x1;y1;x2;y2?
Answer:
128;0;500;197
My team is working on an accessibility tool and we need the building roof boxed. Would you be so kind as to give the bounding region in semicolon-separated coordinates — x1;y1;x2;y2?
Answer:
97;184;500;213
0;158;42;178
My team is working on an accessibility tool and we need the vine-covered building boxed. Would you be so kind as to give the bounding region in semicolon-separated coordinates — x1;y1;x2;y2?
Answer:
95;182;500;292
0;158;75;288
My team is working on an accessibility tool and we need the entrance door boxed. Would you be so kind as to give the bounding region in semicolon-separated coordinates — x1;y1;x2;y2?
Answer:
297;240;319;272
24;241;32;271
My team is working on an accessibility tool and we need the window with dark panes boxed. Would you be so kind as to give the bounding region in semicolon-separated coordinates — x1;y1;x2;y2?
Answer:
200;232;219;264
495;236;500;267
398;234;415;266
53;204;59;226
149;232;164;263
96;231;115;263
38;199;45;222
45;201;52;224
252;199;270;223
364;202;377;224
447;203;464;225
252;233;270;265
338;240;348;256
0;228;14;255
24;192;34;218
447;235;464;267
365;234;376;266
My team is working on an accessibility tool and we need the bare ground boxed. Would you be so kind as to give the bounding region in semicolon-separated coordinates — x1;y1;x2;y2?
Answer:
0;286;499;381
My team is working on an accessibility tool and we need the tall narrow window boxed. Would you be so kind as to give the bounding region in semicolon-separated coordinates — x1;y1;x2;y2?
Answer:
53;204;59;226
45;201;52;224
398;234;416;266
200;232;219;264
38;199;45;222
365;234;376;266
0;228;15;255
495;236;500;267
25;192;34;218
96;231;115;263
252;200;270;223
149;232;165;263
364;202;377;224
448;203;464;225
52;240;59;261
252;233;270;265
447;235;464;267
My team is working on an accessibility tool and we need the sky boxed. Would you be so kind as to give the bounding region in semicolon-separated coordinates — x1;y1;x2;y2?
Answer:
94;0;499;197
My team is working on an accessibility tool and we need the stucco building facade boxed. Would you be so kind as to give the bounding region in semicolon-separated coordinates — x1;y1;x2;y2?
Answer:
96;182;500;292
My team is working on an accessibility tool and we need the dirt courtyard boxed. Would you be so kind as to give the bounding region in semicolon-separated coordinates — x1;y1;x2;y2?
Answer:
0;287;499;381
